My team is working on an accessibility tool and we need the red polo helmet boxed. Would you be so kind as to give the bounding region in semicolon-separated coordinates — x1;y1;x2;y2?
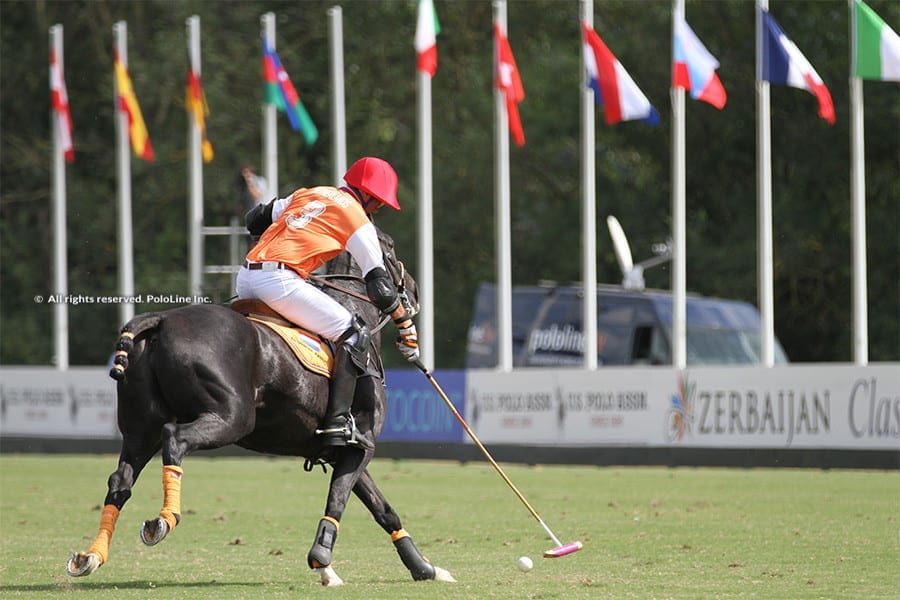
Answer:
343;157;401;211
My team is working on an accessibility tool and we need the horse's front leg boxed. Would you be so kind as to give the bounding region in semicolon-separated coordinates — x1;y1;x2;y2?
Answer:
67;440;158;576
353;468;456;583
306;447;373;586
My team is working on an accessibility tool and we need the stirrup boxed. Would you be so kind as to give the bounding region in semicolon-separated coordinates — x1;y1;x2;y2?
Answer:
316;415;373;451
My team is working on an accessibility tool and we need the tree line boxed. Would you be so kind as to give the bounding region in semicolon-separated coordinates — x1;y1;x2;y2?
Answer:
1;0;897;367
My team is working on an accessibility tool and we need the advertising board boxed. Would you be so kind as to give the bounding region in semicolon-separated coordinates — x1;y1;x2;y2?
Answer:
465;364;899;449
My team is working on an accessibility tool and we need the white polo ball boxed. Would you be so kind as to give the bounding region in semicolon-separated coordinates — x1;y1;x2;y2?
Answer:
516;556;533;572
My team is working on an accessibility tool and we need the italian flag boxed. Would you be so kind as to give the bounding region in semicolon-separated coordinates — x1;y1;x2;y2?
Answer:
415;0;440;76
854;0;900;81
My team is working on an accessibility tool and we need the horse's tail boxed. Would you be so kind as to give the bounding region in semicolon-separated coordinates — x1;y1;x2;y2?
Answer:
109;312;164;381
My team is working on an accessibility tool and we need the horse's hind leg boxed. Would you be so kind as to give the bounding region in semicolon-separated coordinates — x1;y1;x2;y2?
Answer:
353;468;456;583
67;436;160;576
140;414;253;546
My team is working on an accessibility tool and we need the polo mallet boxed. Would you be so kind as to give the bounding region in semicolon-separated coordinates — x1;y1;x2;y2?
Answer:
414;360;583;558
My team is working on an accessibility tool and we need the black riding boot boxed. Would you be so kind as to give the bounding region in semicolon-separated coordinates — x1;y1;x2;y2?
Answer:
317;320;373;450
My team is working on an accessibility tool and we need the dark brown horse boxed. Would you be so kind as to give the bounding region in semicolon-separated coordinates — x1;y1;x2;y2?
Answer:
66;229;454;586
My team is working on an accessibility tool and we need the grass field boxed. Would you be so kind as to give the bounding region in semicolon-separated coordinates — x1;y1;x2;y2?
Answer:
1;454;897;599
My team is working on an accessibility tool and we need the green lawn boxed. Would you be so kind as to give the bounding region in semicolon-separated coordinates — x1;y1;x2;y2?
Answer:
1;454;897;599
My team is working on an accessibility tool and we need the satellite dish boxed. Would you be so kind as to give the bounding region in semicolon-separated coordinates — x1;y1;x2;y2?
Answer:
607;216;644;289
606;215;673;290
606;216;633;274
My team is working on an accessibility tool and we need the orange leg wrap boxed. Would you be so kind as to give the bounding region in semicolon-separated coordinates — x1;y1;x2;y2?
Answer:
86;504;120;565
390;528;409;542
159;465;183;532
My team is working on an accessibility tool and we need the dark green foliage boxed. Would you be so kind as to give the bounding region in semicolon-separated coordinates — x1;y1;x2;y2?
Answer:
1;0;897;366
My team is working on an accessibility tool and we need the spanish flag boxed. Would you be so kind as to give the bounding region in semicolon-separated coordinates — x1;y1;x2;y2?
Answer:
186;69;213;162
114;50;154;161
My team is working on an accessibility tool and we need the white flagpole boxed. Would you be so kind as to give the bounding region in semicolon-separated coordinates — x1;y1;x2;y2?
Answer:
50;24;69;370
756;1;775;367
417;62;435;370
261;13;278;196
493;0;513;372
187;15;203;299
581;0;598;370
671;0;687;370
114;21;135;327
329;6;347;185
848;0;868;365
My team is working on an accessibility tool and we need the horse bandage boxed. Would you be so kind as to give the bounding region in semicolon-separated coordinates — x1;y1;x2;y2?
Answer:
86;504;120;564
390;528;409;542
160;465;183;531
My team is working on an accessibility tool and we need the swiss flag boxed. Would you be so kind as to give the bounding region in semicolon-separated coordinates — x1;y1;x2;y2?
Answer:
494;23;525;146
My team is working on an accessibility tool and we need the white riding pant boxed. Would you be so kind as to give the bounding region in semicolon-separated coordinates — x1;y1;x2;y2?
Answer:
236;266;353;342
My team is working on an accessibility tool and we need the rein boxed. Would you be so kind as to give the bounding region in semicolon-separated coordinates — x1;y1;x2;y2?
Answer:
309;273;371;304
308;274;392;335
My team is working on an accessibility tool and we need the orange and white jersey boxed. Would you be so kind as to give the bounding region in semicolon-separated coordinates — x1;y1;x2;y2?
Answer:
246;186;385;278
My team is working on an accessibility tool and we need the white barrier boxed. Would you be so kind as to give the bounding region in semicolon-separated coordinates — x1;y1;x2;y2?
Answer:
0;367;118;438
466;364;900;450
2;364;897;452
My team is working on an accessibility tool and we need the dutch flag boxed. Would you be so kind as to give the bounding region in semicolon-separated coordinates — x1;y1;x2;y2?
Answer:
582;20;659;126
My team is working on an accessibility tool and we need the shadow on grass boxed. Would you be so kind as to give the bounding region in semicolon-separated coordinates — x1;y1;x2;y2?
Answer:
1;580;275;593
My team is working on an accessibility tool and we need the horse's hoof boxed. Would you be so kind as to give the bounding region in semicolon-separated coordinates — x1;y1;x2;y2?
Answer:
433;566;457;583
316;566;344;586
66;552;101;577
140;517;169;546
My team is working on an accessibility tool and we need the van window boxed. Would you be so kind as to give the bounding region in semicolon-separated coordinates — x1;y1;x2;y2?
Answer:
596;301;634;365
632;325;670;365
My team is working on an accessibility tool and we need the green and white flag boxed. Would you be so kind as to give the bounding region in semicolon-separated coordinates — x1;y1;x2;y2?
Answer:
854;0;900;81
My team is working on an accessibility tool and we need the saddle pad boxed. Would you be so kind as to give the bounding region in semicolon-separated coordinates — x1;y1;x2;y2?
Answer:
230;299;334;377
246;317;334;378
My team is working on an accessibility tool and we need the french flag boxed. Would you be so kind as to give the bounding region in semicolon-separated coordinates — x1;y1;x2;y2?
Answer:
760;8;835;125
673;11;726;109
582;21;659;126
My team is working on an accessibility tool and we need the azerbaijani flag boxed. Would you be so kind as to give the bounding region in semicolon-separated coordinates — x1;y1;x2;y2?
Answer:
853;0;900;81
50;48;74;163
582;21;659;125
760;8;835;125
415;0;440;76
262;37;318;146
114;50;154;162
186;68;214;163
673;10;727;109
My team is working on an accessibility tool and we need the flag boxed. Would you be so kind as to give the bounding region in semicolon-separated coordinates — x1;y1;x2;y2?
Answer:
262;37;318;146
673;11;727;109
186;69;214;163
494;22;525;146
582;21;659;126
415;0;440;76
760;9;835;125
50;48;74;163
113;50;154;161
854;0;900;81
